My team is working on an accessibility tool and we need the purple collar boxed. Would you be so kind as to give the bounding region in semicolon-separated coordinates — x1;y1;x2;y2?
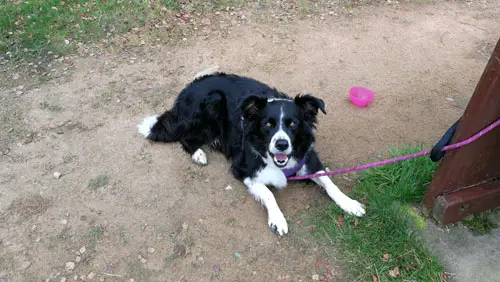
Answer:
281;157;307;177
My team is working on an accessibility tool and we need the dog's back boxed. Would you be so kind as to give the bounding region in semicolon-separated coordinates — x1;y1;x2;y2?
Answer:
138;73;278;157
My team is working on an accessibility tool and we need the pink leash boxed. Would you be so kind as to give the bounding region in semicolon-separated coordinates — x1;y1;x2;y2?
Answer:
288;118;500;181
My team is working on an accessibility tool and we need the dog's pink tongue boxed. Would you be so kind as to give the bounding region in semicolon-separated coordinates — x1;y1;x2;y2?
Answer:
274;154;288;161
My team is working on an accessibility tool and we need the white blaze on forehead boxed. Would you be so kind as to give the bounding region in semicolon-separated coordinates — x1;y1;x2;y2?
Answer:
269;105;292;155
267;97;293;103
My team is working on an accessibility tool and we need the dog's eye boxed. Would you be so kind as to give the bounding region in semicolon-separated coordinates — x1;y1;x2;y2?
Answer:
287;120;297;128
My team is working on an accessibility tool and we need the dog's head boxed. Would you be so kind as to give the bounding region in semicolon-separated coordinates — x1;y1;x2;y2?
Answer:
241;94;326;168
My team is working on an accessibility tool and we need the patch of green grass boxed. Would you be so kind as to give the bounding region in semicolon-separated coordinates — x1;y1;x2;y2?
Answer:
83;225;105;243
88;174;109;190
39;101;62;112
315;144;444;281
0;0;178;61
119;228;129;245
462;212;498;235
223;217;236;226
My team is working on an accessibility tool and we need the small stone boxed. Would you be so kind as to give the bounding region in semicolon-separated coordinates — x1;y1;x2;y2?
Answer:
99;278;104;282
75;256;81;263
147;247;155;254
60;277;67;282
198;256;204;261
182;222;188;230
212;264;221;273
87;272;95;280
252;271;257;275
137;254;143;260
48;123;57;129
61;219;68;225
201;18;211;25
312;274;320;281
79;246;86;254
127;279;135;282
74;275;78;280
225;185;233;190
140;258;147;264
65;262;75;271
54;172;62;179
21;261;32;269
445;97;455;102
35;237;41;243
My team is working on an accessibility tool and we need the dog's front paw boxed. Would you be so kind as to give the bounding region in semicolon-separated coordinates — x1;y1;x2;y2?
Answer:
268;211;288;236
338;198;365;217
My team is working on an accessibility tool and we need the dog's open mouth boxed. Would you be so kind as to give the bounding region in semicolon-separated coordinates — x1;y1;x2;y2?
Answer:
272;153;290;167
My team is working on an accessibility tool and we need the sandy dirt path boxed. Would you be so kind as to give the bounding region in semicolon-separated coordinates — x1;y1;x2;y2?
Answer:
1;1;499;281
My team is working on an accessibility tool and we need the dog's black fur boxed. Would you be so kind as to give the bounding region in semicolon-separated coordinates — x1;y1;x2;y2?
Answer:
146;72;326;181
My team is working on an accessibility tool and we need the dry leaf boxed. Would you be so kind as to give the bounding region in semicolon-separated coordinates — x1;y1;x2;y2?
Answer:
382;253;390;261
440;272;448;282
371;274;378;282
338;214;345;228
388;267;400;278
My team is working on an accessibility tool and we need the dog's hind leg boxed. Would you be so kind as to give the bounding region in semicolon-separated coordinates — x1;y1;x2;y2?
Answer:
179;138;208;165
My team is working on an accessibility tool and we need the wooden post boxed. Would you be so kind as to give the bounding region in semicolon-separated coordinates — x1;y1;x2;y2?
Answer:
423;37;500;224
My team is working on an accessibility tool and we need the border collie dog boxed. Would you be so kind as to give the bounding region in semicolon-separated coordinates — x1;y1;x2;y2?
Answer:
138;69;365;235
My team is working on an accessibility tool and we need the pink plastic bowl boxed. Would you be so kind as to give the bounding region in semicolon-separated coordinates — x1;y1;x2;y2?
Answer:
349;86;375;108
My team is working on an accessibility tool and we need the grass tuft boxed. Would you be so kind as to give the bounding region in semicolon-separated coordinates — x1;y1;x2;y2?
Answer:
88;174;109;190
462;212;498;235
315;144;444;281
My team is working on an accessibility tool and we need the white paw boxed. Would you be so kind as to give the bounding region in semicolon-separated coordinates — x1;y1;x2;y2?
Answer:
137;115;158;138
192;149;208;165
268;211;288;236
338;198;366;217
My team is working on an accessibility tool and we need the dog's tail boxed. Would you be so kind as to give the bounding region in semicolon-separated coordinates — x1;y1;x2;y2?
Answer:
194;65;219;80
137;111;178;142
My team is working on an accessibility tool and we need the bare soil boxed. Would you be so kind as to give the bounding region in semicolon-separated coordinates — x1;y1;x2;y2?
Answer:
1;1;499;281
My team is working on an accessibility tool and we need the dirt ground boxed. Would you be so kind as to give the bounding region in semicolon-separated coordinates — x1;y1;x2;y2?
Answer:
1;1;500;281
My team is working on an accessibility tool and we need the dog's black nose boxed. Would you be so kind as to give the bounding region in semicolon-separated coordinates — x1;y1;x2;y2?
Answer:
275;139;289;151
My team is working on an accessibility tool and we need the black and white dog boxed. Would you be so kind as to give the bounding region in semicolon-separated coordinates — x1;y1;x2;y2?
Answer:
138;69;365;235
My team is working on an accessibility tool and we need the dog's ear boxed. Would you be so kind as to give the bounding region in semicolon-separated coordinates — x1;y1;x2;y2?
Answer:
241;95;267;119
294;94;326;121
